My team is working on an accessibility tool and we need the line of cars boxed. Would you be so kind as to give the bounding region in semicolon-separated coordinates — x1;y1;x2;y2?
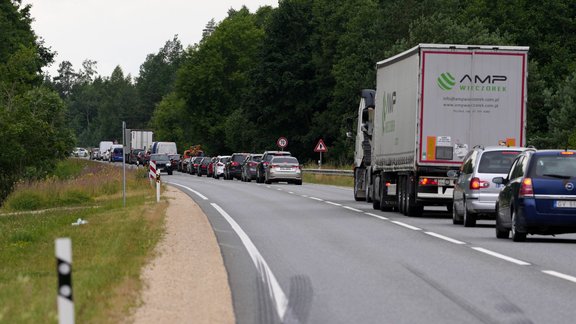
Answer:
161;150;303;185
449;145;576;241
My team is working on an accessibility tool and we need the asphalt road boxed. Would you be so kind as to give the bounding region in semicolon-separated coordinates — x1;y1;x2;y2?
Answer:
164;172;576;324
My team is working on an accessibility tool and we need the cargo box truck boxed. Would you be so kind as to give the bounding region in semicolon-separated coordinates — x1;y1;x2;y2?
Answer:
353;44;528;216
124;129;153;161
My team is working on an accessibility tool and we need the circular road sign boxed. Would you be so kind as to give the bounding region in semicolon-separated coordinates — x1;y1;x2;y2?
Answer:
277;137;288;149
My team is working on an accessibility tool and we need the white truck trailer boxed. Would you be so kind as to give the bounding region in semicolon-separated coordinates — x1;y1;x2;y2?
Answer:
354;44;528;216
124;129;154;160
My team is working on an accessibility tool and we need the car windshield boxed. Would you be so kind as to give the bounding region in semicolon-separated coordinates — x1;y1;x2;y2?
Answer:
220;157;230;163
531;154;576;178
478;151;520;173
272;157;298;164
150;154;169;162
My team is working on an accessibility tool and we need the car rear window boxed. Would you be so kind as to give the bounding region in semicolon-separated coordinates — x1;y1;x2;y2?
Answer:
233;154;248;162
272;157;298;164
478;151;520;173
220;157;230;163
252;156;262;162
530;155;576;178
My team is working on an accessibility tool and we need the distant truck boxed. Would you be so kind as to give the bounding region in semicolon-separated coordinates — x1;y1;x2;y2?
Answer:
353;44;528;216
124;129;153;161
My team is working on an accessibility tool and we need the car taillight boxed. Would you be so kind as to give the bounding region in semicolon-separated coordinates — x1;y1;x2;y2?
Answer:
264;162;270;166
519;178;534;198
249;162;257;167
232;162;239;166
419;178;438;186
271;164;279;168
470;177;490;190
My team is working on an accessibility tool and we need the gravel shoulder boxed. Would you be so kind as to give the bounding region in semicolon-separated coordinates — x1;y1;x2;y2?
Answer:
130;185;235;323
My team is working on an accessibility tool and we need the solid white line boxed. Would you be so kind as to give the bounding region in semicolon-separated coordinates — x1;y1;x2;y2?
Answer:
542;270;576;284
471;247;531;266
325;201;341;206
342;206;362;213
425;232;466;245
390;221;421;231
211;203;288;319
365;213;389;220
168;182;209;200
309;197;324;201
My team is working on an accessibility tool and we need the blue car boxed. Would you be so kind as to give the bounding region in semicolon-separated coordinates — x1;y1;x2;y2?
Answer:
493;150;576;241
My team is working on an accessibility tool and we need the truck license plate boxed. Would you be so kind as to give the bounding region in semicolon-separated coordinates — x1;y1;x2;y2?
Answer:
555;200;576;208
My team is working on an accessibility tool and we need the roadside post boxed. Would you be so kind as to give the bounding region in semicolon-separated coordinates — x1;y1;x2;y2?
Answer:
277;137;288;151
56;238;74;324
314;139;327;169
156;169;161;203
122;121;126;208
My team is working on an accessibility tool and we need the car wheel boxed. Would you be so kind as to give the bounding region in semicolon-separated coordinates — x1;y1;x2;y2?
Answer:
463;200;476;227
511;208;527;242
452;201;463;225
168;170;173;175
256;170;262;183
295;180;302;185
495;204;510;239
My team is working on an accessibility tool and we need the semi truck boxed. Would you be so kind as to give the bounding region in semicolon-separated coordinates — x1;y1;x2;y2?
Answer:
353;44;529;216
124;129;153;160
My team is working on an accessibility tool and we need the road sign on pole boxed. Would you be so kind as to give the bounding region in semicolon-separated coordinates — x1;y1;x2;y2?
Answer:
277;137;288;151
314;139;327;152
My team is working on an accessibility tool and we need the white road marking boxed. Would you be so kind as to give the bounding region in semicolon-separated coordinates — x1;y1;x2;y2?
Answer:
309;197;324;201
325;201;341;206
342;206;362;212
542;270;576;284
276;188;283;191
471;247;531;266
211;203;288;319
168;182;209;200
365;213;389;220
288;192;294;194
424;232;466;245
390;221;421;231
301;195;309;198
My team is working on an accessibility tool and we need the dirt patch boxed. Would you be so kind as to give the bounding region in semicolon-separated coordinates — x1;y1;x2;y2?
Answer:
129;186;234;323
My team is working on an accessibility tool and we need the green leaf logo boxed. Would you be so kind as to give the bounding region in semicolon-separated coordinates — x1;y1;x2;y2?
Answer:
437;72;456;90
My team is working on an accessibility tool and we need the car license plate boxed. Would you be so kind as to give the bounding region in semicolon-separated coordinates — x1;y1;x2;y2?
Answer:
555;200;576;208
280;168;291;171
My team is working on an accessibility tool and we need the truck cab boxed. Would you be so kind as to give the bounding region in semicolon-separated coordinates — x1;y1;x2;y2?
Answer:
353;89;375;201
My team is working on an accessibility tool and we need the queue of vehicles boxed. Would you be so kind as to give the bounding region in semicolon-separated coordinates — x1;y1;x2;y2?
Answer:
168;150;302;185
352;43;576;241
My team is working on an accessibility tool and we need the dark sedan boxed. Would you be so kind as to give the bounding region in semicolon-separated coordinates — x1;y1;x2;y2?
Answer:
149;154;173;175
494;149;576;241
241;154;262;182
196;157;212;177
224;153;250;180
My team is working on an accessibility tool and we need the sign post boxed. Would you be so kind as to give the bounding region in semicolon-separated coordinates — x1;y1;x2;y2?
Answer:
277;137;288;151
56;238;74;324
314;139;328;169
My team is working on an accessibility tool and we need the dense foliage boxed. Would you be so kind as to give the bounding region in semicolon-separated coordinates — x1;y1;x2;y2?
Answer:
0;0;74;204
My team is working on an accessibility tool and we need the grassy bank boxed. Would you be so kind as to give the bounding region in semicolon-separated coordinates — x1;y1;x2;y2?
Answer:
303;173;353;187
0;159;165;323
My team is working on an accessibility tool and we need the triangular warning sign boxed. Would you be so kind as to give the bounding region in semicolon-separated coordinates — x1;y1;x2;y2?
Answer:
314;139;327;152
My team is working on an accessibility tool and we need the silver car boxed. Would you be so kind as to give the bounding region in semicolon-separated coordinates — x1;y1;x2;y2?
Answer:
264;156;302;185
451;146;527;227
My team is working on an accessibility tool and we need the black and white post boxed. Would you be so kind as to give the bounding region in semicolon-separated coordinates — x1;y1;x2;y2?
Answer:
56;238;74;324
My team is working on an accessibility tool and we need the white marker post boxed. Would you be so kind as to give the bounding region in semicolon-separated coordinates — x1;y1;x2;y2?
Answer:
156;169;161;203
56;238;74;324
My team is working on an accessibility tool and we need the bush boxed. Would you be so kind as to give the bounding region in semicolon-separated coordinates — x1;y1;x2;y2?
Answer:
4;192;44;211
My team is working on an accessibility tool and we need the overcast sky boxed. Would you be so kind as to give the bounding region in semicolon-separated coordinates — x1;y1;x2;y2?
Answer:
23;0;278;78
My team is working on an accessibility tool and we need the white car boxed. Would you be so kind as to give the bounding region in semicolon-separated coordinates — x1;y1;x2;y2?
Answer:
72;147;89;158
213;156;230;179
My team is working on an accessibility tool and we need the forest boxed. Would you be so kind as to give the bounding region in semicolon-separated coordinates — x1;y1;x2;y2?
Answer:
2;0;576;203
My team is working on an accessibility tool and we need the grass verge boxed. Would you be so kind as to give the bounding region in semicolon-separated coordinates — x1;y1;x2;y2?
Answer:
0;159;165;323
303;173;353;187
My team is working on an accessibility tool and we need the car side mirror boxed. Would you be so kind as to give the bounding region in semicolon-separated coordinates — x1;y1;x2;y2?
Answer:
447;170;459;177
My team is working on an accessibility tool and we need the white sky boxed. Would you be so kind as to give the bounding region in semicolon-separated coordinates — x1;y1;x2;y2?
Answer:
22;0;278;78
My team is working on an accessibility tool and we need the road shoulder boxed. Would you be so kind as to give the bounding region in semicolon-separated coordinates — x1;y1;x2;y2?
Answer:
130;185;234;323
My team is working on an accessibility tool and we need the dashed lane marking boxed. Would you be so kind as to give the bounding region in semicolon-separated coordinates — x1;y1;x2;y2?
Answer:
390;221;421;231
471;247;531;266
425;232;466;245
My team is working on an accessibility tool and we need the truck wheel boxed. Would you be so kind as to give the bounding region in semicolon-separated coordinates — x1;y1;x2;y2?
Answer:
372;175;381;210
463;200;477;227
405;177;421;216
396;177;403;214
